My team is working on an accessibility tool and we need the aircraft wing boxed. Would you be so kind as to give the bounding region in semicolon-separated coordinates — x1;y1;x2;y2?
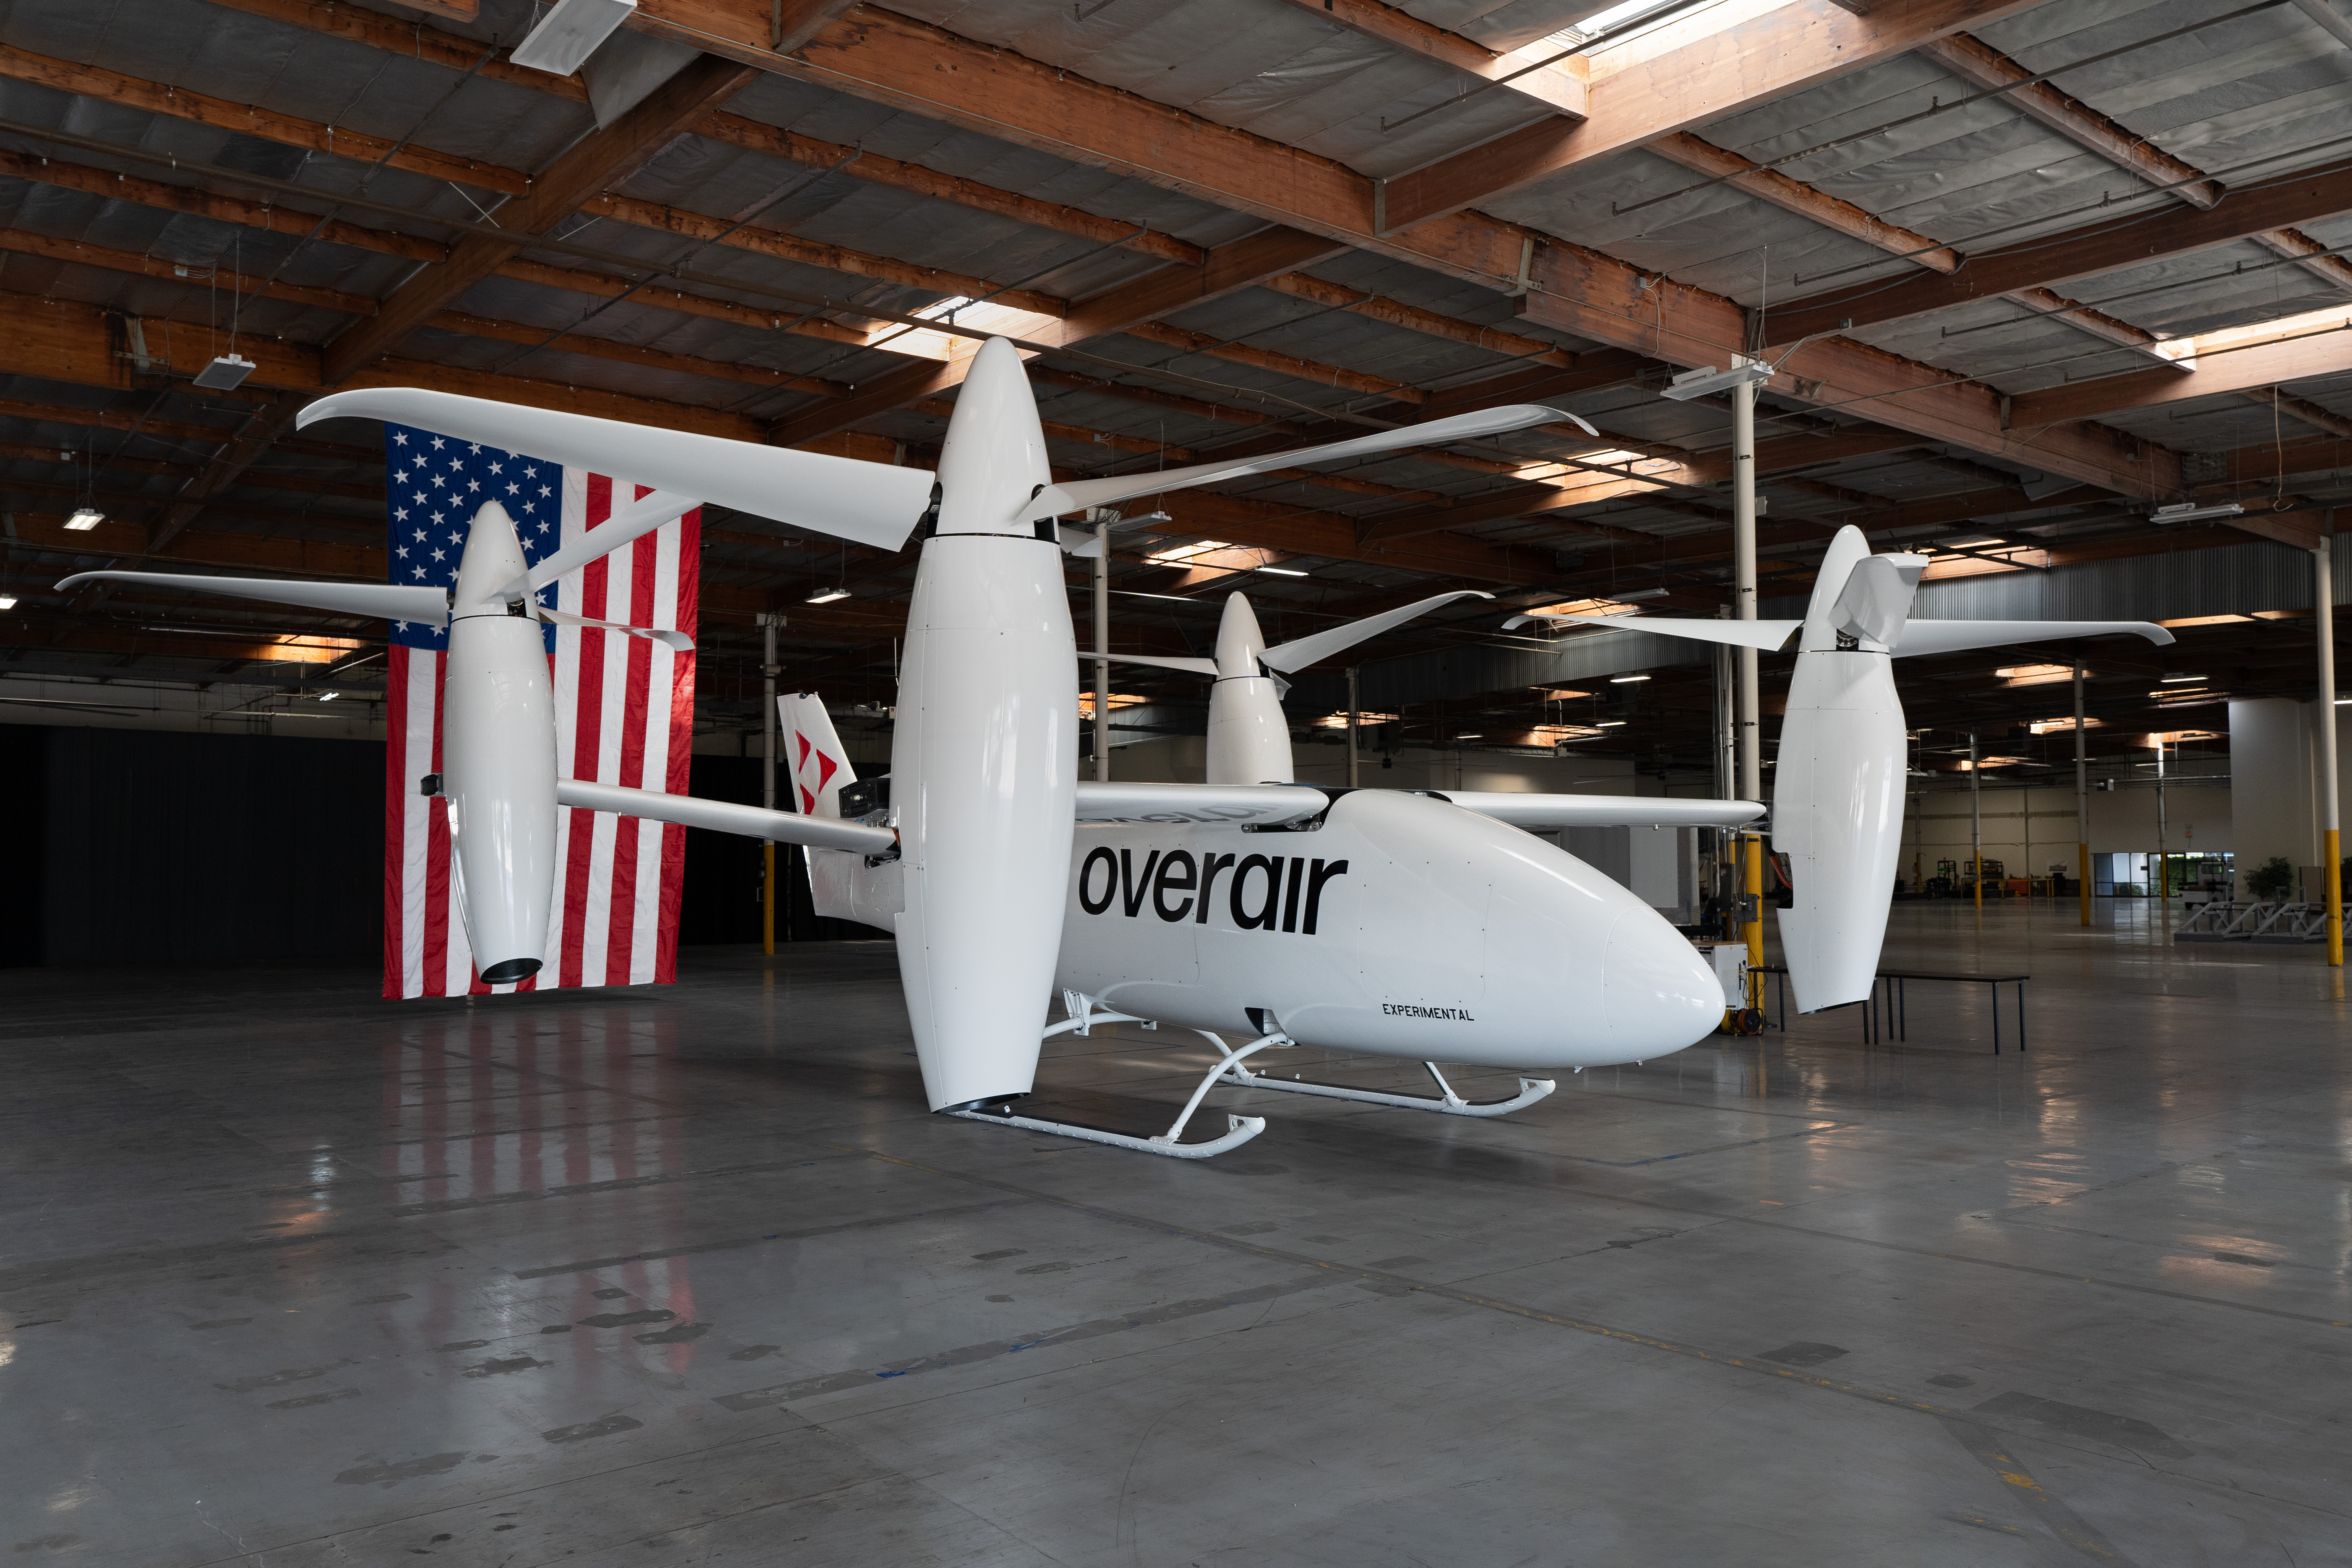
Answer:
556;779;896;853
1432;791;1765;829
1075;783;1329;826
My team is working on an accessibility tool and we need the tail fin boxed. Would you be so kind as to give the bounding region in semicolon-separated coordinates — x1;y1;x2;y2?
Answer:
777;692;856;817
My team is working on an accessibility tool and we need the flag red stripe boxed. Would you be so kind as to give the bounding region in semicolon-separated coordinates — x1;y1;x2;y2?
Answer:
383;648;411;1000
559;473;614;988
422;649;453;996
655;506;699;983
604;496;657;986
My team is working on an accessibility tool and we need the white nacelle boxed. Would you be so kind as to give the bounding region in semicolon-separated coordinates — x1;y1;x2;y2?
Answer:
441;500;559;984
1055;790;1724;1070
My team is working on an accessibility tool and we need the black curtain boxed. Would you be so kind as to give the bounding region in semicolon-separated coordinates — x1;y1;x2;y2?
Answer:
34;725;384;966
681;753;881;945
9;727;879;969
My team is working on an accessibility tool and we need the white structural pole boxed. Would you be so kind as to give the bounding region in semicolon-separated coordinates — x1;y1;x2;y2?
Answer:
761;611;780;955
1092;514;1111;782
2318;538;2342;966
2075;657;2090;926
2155;734;2169;918
1733;369;1763;988
1346;664;1362;788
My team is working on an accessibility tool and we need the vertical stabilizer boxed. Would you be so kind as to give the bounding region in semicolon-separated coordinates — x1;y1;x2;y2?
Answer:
778;692;856;816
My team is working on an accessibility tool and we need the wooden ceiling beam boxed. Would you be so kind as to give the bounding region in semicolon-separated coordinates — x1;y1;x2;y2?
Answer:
1516;244;2179;496
1647;133;1961;274
0;394;373;460
206;0;1204;264
2007;323;2352;427
1918;32;2352;295
321;52;760;385
1263;0;1587;118
1373;0;2044;232
1914;33;2226;209
1766;151;2352;348
1357;429;1924;544
768;226;1347;445
2242;388;2352;441
0;41;523;194
0;290;775;440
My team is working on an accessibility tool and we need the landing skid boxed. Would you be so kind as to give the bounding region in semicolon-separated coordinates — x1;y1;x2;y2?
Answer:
946;995;1555;1159
944;995;1284;1159
1218;1058;1556;1118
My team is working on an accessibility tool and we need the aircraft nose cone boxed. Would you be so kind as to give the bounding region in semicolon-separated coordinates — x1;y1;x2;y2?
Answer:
1600;914;1723;1058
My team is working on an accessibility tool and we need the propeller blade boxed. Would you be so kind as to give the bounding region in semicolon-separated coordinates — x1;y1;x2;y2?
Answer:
496;489;698;603
1259;590;1492;673
51;571;449;625
1074;650;1220;677
1513;613;1802;652
300;387;937;550
537;606;694;651
1035;405;1596;518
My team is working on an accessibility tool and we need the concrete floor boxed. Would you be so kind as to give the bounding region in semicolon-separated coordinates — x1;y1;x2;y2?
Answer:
3;901;2348;1566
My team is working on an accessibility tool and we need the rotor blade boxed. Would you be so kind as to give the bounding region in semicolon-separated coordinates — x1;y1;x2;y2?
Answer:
1035;405;1596;518
537;606;694;651
500;489;698;602
556;778;895;853
51;571;449;625
1891;619;2174;657
302;387;936;550
1074;650;1219;677
1513;613;1802;652
1260;590;1492;673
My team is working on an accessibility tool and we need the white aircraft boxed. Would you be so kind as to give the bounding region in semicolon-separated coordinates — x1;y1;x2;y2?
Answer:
60;338;1757;1157
787;584;1764;1155
1510;525;2173;1013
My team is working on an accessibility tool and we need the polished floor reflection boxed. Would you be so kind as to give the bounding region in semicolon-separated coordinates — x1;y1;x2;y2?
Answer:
3;902;2348;1565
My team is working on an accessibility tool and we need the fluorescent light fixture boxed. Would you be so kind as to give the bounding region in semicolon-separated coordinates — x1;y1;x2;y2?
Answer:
1996;662;2075;687
511;0;637;75
2150;500;2243;524
1454;732;1483;740
2160;672;2206;683
1615;586;1671;601
804;587;850;605
1532;687;1592;700
0;593;15;609
1608;673;1651;683
1256;566;1309;577
1594;719;1626;728
1660;360;1771;401
191;353;255;391
318;691;340;702
65;505;104;531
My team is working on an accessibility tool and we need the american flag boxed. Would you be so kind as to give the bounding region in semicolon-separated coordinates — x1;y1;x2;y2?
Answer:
382;422;701;999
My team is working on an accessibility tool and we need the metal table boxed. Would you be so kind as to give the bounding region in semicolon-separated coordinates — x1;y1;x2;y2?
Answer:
1751;966;2028;1053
